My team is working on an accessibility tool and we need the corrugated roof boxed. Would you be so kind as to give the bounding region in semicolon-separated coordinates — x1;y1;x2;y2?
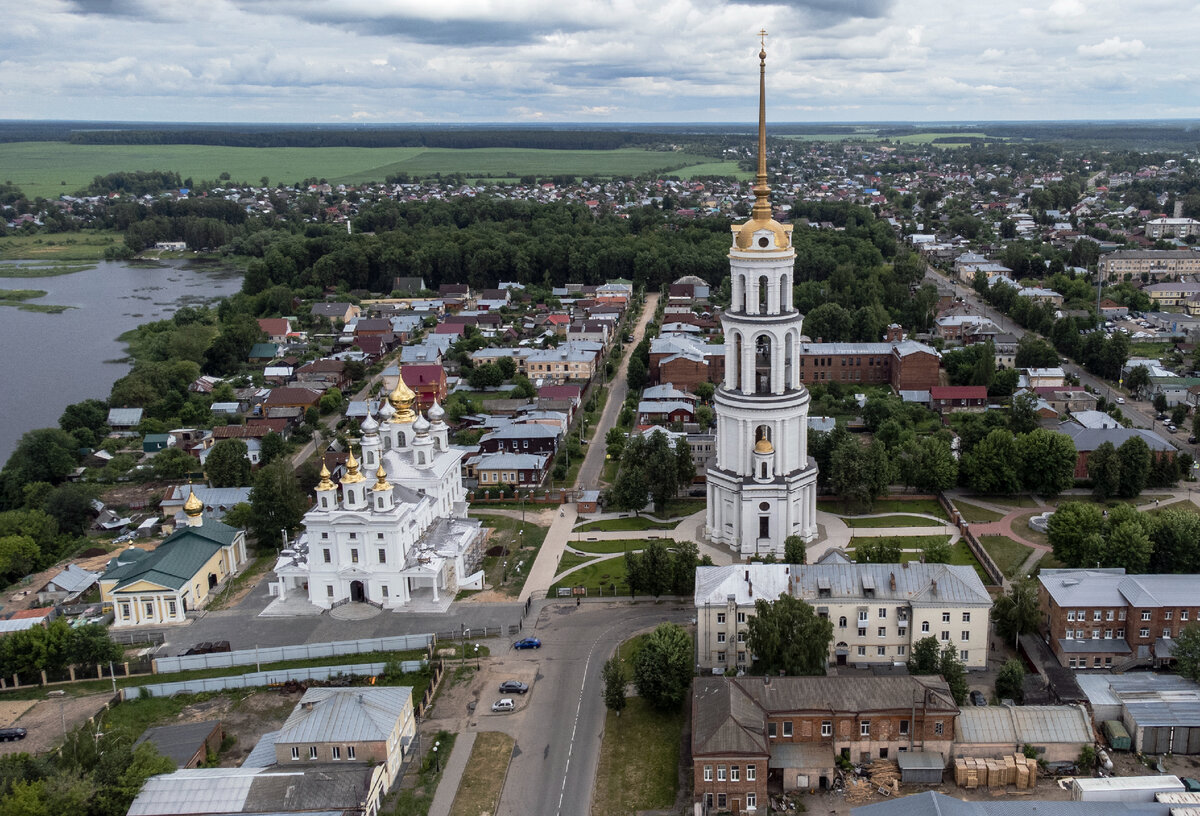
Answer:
855;790;1176;816
955;705;1092;746
241;730;280;768
134;720;221;768
1041;569;1200;608
278;688;411;745
128;768;259;815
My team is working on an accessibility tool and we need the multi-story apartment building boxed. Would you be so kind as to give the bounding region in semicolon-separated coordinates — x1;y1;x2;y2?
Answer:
694;555;992;672
1098;249;1200;281
1039;568;1199;670
1145;217;1200;239
1145;281;1200;307
692;675;957;814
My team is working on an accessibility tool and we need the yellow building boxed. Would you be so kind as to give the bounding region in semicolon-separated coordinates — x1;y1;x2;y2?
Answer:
100;490;247;627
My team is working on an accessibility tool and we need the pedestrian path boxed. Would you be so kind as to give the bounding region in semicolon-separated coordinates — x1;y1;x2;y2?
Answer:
428;731;476;816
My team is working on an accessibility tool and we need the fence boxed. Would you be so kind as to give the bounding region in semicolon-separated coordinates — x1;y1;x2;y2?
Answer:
109;630;165;647
937;491;1006;587
127;659;426;699
430;626;505;644
153;634;433;674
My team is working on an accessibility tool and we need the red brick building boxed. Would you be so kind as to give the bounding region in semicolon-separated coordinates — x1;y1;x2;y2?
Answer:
399;364;448;410
1058;425;1177;479
693;676;956;814
797;340;940;392
1039;568;1198;670
929;385;988;413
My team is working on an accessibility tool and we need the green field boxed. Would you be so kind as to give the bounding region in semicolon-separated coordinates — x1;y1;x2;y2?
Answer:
842;514;948;528
675;160;752;180
0;233;123;261
0;142;719;199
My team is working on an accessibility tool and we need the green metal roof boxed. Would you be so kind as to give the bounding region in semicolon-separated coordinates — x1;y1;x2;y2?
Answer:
104;521;240;592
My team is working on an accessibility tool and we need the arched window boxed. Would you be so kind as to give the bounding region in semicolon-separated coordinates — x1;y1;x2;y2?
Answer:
781;271;790;310
761;462;768;479
839;616;847;628
734;332;744;392
784;332;794;390
758;274;769;314
755;335;772;394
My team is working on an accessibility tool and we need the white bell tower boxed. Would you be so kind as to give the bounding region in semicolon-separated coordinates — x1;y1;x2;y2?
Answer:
705;36;818;557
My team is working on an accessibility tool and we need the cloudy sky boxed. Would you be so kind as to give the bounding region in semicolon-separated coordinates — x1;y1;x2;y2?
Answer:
2;0;1197;124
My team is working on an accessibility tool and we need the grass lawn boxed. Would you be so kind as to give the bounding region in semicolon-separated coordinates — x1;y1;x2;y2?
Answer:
1031;552;1066;576
978;535;1034;579
954;501;1006;523
824;498;949;519
676;160;752;180
600;457;620;484
549;558;629;598
847;534;951;553
975;495;1042;508
570;537;658;554
842;515;948;528
0;231;124;261
556;551;597;574
575;517;676;533
1147;501;1200;516
661;498;707;518
949;540;993;584
591;697;684;816
473;515;548;597
448;732;514;816
845;536;990;582
383;730;456;816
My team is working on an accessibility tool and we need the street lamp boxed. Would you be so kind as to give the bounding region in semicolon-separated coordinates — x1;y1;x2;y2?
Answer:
432;740;440;773
474;643;480;669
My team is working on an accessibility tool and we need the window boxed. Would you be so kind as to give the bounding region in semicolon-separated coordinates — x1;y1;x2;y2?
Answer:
747;764;757;781
877;646;887;656
921;621;930;633
718;794;727;810
941;631;950;641
768;723;776;739
878;608;887;619
821;721;832;737
382;586;388;597
857;645;866;656
1164;628;1172;639
167;601;176;617
899;720;909;735
120;603;130;619
1094;656;1102;668
737;632;746;643
839;616;847;628
1105;629;1112;639
858;627;867;638
782;722;792;738
747;793;757;809
350;549;359;564
898;609;908;621
963;612;971;623
1184;611;1191;622
1093;610;1102;621
859;610;869;623
703;766;712;782
878;627;887;638
309;746;318;760
896;645;906;656
961;650;969;661
731;765;740;781
1140;628;1150;638
1142;610;1152;621
1069;657;1077;668
961;631;970;641
717;613;726;624
942;612;951;622
1117;628;1125;638
347;746;355;759
1107;610;1115;621
717;632;726;643
291;747;299;761
327;585;335;598
718;765;727;780
378;548;386;564
1119;610;1127;621
1075;629;1083;639
323;549;331;563
898;627;907;637
1067;611;1076;622
934;721;944;736
332;747;341;760
860;720;871;737
321;532;328;539
144;602;154;617
1091;629;1100;640
738;612;746;623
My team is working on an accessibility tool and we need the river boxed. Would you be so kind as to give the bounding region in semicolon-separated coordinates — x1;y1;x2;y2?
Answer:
0;259;244;462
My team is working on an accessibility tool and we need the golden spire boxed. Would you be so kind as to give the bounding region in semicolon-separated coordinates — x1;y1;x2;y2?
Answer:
183;485;204;517
752;29;770;222
341;448;365;484
316;462;335;491
372;464;391;491
388;365;417;423
733;32;791;251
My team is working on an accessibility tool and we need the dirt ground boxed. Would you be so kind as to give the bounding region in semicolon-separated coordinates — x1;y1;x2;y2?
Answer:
166;688;305;766
0;693;115;756
421;656;537;735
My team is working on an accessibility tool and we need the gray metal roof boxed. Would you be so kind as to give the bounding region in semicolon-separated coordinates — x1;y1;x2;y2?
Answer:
1056;638;1131;654
128;765;378;815
134;720;221;768
1041;569;1200;608
128;768;259;815
241;730;280;768
278;687;411;745
955;705;1092;746
896;751;945;770
854;791;1173;816
694;562;991;608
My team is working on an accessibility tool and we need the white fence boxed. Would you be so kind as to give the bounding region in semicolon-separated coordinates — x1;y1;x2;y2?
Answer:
126;659;426;699
153;634;433;674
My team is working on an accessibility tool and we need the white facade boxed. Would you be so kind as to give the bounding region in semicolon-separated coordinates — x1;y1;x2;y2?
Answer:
705;54;818;557
274;377;483;610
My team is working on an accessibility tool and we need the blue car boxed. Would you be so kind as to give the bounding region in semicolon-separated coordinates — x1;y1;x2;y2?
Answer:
513;637;541;650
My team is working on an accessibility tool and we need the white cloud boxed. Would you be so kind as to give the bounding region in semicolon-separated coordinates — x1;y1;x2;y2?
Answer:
1077;37;1147;59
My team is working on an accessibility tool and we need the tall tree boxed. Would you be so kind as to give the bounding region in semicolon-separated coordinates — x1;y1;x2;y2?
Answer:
995;658;1025;704
964;429;1021;495
1047;502;1105;567
908;636;941;675
1018;429;1077;497
1087;441;1121;501
205;439;251;487
993;579;1041;648
939;643;969;705
1172;624;1200;683
601;655;627;715
1117;436;1151;499
632;623;693;710
745;593;833;676
246;459;306;547
674;437;695;495
784;536;807;565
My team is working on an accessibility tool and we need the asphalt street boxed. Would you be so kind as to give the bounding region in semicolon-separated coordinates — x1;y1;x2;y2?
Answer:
491;601;690;816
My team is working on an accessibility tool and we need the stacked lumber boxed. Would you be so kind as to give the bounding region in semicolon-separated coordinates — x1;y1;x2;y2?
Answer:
953;754;1037;790
843;761;902;804
867;759;900;787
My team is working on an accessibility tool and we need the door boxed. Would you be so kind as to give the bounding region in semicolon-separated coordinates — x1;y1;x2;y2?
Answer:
350;581;366;602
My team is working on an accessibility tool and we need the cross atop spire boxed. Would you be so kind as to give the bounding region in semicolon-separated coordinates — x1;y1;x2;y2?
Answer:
759;28;767;50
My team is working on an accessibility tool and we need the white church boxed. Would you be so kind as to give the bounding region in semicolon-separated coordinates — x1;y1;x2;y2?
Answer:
705;44;819;557
273;371;484;611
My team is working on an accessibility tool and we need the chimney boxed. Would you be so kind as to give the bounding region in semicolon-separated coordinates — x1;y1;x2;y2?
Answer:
302;701;314;711
889;572;896;591
930;579;938;595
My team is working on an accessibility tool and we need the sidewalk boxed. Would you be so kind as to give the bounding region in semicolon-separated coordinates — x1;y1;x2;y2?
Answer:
428;730;476;816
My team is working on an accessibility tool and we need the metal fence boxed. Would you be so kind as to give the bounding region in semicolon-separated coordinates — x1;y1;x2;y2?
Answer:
127;659;425;699
431;626;504;644
153;634;433;674
109;630;165;647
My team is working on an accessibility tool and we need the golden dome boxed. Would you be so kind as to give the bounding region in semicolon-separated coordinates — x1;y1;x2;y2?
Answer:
372;464;391;492
341;449;365;484
183;487;204;517
754;437;774;454
316;463;335;491
388;367;417;424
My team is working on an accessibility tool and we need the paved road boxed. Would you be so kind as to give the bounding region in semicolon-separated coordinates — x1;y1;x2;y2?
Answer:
289;355;398;468
491;602;690;816
574;292;660;490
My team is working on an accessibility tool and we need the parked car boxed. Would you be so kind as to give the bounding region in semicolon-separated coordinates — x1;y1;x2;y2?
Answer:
1116;397;1125;404
491;698;515;713
0;728;26;741
499;680;529;695
969;690;987;707
1189;435;1197;444
513;638;541;650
